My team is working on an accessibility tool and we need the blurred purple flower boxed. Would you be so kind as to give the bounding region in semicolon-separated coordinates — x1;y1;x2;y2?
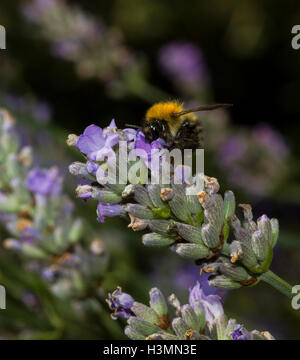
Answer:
218;136;247;165
97;202;122;223
158;41;208;87
21;226;40;244
42;267;58;282
189;281;224;328
32;102;52;124
252;123;288;156
27;167;62;196
107;287;134;320
22;0;55;21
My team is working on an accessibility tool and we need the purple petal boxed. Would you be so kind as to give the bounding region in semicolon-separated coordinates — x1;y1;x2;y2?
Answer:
76;125;105;155
105;133;119;148
97;202;122;222
124;128;137;141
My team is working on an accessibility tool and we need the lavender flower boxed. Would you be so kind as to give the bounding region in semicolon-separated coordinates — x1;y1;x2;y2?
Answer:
229;324;251;340
97;202;123;223
76;123;119;161
216;124;289;196
189;281;223;328
107;287;134;320
27;167;62;196
158;41;208;92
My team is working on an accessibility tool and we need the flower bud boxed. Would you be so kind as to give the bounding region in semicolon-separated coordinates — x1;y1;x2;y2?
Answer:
251;230;269;262
148;184;164;208
124;326;145;340
181;304;200;331
176;223;203;244
21;244;48;259
142;233;174;247
148;220;175;236
223;190;235;219
68;218;83;243
66;134;79;147
172;317;189;339
204;194;224;232
257;215;272;245
230;241;243;263
69;162;94;180
270;218;279;248
219;263;250;282
201;223;220;249
133;185;153;207
230;240;258;269
186;194;202;215
125;204;154;219
149;288;168;317
168;293;181;312
239;241;259;269
208;275;241;289
216;314;229;340
169;193;190;222
75;185;92;200
92;188;122;203
127;317;160;336
131;302;160;324
175;243;210;259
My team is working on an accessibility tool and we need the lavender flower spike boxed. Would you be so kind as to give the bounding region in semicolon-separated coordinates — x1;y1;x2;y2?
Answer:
109;284;275;340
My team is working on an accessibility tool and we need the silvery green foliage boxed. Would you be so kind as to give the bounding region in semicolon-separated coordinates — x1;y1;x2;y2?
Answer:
68;121;282;293
0;109;109;298
107;285;274;340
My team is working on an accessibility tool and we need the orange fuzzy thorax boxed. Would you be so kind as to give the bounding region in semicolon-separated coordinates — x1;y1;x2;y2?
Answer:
145;101;183;122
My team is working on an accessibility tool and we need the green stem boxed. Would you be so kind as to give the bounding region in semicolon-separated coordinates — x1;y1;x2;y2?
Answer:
260;270;293;299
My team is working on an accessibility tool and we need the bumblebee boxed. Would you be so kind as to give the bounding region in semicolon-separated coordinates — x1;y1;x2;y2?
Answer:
141;101;232;149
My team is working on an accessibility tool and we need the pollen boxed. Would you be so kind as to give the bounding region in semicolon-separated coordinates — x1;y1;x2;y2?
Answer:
145;101;183;122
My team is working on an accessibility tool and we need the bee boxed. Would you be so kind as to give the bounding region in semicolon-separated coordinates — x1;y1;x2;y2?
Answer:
141;101;232;149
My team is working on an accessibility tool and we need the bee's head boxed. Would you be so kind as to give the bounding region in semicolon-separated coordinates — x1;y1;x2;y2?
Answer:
143;101;183;142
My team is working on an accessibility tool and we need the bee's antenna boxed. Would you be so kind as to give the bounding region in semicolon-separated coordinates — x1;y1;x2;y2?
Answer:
172;104;233;117
125;124;141;129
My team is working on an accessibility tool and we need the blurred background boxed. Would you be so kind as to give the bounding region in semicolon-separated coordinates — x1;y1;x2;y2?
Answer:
0;0;300;339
